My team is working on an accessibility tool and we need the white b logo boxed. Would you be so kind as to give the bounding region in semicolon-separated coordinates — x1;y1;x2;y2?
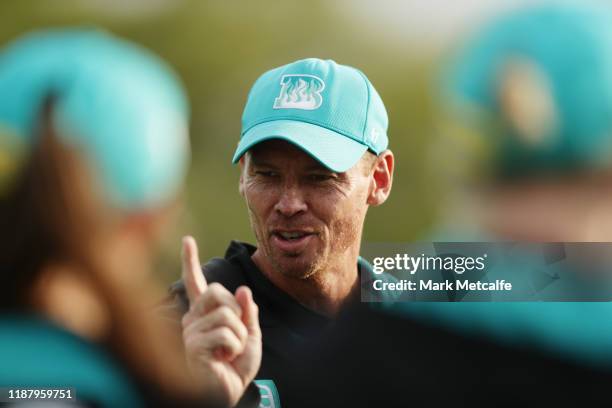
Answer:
273;74;325;110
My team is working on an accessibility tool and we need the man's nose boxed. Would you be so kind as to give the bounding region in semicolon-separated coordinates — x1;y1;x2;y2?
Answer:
274;184;307;217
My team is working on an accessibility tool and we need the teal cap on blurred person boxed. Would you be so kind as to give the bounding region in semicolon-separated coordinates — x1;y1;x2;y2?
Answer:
233;58;388;172
440;4;612;179
0;29;189;209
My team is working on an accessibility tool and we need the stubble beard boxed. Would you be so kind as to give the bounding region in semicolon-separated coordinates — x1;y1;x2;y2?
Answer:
247;206;363;281
269;240;328;280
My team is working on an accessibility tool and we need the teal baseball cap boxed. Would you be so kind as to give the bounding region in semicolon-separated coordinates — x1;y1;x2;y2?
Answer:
233;58;388;172
0;28;189;210
439;4;612;179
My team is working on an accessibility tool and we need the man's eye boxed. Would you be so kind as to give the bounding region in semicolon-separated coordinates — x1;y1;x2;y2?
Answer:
308;174;333;182
256;170;279;177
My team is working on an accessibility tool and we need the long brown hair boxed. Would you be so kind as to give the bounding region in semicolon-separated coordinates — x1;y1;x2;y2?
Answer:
0;99;199;399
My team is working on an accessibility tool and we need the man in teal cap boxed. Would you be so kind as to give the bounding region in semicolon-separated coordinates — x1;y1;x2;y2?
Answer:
168;58;395;401
436;3;612;241
405;2;612;370
265;7;612;407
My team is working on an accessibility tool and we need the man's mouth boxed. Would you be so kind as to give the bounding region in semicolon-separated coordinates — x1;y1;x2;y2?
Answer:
270;230;315;252
277;231;310;240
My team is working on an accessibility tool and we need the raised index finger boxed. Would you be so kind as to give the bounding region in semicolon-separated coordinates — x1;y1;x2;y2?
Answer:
182;235;207;305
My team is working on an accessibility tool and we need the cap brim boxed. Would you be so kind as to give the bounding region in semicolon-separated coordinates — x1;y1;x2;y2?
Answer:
232;120;368;172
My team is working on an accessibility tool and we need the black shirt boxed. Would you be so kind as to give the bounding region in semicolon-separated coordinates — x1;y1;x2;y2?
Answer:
284;301;612;407
164;241;612;407
165;241;343;398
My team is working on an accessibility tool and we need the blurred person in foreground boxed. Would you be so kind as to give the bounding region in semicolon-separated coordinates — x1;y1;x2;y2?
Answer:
408;1;612;363
0;29;261;407
280;4;612;407
164;58;394;402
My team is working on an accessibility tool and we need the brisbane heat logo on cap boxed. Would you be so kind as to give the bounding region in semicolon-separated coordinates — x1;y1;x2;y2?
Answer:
273;74;325;110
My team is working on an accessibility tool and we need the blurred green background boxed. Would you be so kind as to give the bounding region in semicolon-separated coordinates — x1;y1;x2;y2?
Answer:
0;0;444;283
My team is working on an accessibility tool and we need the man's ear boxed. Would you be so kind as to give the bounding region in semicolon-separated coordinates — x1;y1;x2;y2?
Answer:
238;156;246;197
497;58;557;146
367;150;394;206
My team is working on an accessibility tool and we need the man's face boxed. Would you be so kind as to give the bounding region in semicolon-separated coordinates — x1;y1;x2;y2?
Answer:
239;140;377;279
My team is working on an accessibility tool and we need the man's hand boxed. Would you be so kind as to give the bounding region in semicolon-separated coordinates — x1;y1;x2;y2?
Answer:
181;236;262;406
